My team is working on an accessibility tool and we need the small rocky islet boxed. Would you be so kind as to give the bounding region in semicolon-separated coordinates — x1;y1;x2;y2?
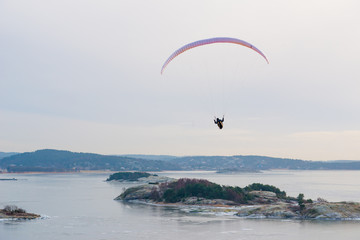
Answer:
0;205;40;220
106;171;173;184
110;172;360;220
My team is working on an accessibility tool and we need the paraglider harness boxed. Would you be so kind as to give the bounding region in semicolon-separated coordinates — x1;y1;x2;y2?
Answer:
214;116;224;129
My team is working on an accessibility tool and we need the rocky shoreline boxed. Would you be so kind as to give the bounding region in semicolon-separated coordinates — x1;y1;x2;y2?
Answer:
116;181;360;220
235;201;360;220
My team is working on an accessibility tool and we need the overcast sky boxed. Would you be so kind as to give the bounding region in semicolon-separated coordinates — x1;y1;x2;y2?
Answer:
1;0;360;160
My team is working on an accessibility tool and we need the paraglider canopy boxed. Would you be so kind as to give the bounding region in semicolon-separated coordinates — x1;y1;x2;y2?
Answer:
161;37;268;74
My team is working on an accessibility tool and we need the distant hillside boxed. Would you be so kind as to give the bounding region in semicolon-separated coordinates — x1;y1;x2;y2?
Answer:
1;149;360;172
0;149;179;172
0;152;19;159
120;154;178;161
172;155;360;170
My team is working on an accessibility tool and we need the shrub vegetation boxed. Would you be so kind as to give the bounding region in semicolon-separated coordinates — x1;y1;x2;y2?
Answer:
3;205;26;214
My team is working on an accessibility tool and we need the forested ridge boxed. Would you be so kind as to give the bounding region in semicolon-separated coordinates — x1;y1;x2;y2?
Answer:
1;149;360;172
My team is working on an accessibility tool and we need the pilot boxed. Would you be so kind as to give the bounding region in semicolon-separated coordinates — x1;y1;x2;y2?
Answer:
214;116;224;129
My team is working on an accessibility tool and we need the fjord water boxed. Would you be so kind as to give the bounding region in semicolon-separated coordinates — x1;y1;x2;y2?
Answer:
1;170;360;240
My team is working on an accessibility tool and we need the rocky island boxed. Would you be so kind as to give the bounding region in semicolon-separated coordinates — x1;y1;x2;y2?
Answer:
115;177;360;220
0;205;40;220
106;171;174;184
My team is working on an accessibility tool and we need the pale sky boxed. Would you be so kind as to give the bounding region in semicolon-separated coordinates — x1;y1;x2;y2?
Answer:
1;0;360;160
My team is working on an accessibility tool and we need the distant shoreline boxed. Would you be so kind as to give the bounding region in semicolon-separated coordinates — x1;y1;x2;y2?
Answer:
0;170;117;175
2;149;360;173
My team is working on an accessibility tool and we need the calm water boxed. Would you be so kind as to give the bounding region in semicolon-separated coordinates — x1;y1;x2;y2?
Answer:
1;170;360;240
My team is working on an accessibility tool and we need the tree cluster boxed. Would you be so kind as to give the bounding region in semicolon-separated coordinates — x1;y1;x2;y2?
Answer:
148;178;288;204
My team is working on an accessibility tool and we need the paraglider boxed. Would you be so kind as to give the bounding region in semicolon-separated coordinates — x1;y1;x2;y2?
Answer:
161;37;268;129
160;37;268;75
214;116;225;130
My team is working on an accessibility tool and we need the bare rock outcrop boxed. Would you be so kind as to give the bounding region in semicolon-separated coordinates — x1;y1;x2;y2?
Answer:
115;184;156;201
302;202;360;219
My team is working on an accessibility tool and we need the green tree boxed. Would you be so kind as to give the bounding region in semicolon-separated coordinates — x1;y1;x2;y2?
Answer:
297;193;305;213
163;189;180;203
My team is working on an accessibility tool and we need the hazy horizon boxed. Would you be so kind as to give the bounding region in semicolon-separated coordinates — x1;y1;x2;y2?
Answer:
2;1;360;160
2;148;360;162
